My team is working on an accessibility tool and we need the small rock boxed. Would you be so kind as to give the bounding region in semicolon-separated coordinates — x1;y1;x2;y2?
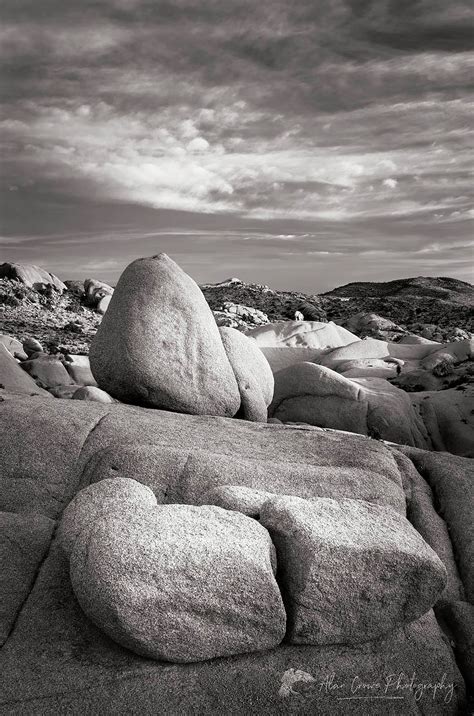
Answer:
21;356;73;389
72;386;114;403
22;337;43;357
0;335;27;361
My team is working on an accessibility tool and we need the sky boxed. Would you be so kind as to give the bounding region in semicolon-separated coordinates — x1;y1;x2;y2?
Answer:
0;0;473;292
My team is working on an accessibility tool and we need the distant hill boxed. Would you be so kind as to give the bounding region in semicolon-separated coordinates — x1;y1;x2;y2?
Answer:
323;276;474;304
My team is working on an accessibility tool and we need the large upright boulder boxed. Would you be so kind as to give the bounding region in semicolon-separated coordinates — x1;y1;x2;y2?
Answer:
89;254;240;416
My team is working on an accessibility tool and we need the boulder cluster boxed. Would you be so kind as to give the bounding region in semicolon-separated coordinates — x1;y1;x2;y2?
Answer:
57;477;445;663
89;254;273;420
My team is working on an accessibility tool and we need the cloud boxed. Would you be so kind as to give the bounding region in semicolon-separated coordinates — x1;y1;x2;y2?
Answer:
0;0;472;288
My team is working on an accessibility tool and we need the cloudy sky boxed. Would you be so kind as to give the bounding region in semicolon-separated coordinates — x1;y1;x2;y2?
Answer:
1;0;473;292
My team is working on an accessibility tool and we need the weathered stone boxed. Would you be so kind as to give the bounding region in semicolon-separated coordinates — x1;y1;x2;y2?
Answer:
200;485;278;517
0;262;66;291
64;355;97;386
0;334;27;360
21;356;73;389
398;446;474;602
48;384;81;399
84;278;114;307
57;478;157;558
69;503;286;662
96;294;112;314
0;511;55;645
269;362;430;448
246;320;359;349
0;541;464;714
72;386;115;403
390;448;464;604
219;326;273;421
89;254;240;416
0;344;51;398
260;496;447;645
441;600;474;693
23;337;44;356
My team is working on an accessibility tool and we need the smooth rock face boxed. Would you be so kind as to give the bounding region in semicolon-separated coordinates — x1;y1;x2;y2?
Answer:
57;478;157;558
0;344;51;398
69;502;286;662
72;386;115;403
269;362;430;448
64;355;97;386
89;254;240;416
96;294;112;315
219;326;274;421
21;356;74;389
246;320;359;349
0;511;55;645
0;334;27;360
260;496;447;645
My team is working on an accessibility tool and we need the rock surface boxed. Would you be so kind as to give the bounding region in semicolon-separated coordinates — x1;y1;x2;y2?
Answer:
21;354;74;389
0;343;51;398
72;385;115;403
269;362;430;448
260;496;447;645
219;326;273;421
57;478;158;558
0;511;55;645
89;254;241;416
0;396;470;713
246;320;359;349
64;354;97;386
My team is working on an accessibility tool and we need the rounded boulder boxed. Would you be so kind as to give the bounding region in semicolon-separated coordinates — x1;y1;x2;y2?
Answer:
69;503;286;662
89;254;240;416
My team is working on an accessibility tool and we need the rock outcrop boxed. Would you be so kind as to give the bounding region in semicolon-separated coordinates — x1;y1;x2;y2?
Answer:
0;262;66;292
89;254;241;416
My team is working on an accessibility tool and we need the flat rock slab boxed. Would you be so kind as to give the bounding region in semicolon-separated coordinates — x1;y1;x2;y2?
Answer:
1;398;406;519
260;496;446;645
0;398;110;518
0;542;465;715
0;511;55;645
